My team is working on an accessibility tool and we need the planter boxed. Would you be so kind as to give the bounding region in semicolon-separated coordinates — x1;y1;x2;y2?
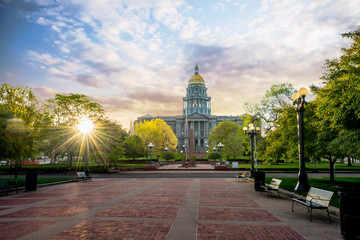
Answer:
143;166;158;171
214;166;229;170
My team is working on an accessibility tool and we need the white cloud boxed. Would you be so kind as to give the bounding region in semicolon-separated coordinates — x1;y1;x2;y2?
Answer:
214;2;226;12
17;0;359;128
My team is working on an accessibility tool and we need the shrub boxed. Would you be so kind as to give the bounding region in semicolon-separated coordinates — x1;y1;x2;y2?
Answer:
190;154;196;166
207;152;220;160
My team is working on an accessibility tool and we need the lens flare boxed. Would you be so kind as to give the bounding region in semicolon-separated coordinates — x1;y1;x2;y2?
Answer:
77;118;94;134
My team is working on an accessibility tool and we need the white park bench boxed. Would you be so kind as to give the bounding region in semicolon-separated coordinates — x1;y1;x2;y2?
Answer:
260;178;282;198
76;172;92;182
292;187;334;222
235;171;248;182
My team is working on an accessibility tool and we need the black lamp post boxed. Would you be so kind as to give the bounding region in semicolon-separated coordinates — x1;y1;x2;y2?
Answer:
164;147;168;163
218;143;224;165
212;147;217;164
148;143;154;166
292;88;310;192
243;123;260;177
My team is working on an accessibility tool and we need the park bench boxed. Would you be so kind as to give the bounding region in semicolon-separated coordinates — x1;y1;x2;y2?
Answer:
0;179;18;195
76;172;92;182
260;178;282;198
292;187;334;222
235;171;248;182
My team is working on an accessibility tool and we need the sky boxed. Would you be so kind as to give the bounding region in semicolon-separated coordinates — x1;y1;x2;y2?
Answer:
0;0;359;130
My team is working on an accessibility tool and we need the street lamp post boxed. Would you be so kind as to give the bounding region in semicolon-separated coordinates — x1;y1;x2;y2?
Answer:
85;137;90;175
182;144;186;163
218;143;224;165
292;88;310;192
243;123;260;177
148;143;154;166
212;147;217;164
164;147;168;163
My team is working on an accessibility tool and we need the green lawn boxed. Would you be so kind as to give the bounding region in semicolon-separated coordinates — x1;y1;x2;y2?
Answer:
115;164;148;167
265;177;360;208
231;161;360;172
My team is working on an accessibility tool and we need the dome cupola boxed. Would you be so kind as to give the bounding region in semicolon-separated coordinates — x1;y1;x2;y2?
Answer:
188;64;205;85
183;64;211;116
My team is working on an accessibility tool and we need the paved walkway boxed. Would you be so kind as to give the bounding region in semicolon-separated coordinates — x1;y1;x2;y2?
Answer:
158;164;214;170
0;178;341;240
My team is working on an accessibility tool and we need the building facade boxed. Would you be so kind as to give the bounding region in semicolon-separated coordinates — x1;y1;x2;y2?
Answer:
135;64;243;157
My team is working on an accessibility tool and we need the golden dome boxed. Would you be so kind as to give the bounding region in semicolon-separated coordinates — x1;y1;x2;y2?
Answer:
188;64;205;85
189;74;205;85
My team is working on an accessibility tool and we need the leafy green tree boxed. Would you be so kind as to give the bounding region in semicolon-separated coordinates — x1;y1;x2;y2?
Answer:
245;83;296;133
0;110;14;162
263;99;318;165
107;143;125;166
135;119;178;157
90;119;128;168
312;27;360;182
208;120;244;159
0;84;40;173
225;131;244;159
0;84;39;127
41;93;106;168
162;150;175;161
121;135;145;160
207;151;220;160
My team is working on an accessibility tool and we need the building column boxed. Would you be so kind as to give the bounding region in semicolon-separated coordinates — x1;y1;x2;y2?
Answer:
197;121;200;138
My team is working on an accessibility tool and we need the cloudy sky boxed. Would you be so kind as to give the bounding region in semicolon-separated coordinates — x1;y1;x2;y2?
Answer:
1;0;359;129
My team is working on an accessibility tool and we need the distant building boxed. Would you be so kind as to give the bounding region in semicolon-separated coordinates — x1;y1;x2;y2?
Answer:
135;64;244;157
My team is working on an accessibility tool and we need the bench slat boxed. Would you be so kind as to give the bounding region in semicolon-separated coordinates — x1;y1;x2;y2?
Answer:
292;187;333;222
75;172;92;182
260;178;282;198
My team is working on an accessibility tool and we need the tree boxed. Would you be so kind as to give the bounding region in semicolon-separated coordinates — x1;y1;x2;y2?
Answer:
0;84;40;173
0;84;39;127
135;119;177;157
41;93;106;168
245;83;296;133
162;150;175;161
0;111;34;171
107;144;125;166
208;121;243;159
90;119;128;168
121;135;145;160
313;27;360;182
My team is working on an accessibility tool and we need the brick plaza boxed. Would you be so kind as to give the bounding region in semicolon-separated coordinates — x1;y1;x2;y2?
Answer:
0;177;341;239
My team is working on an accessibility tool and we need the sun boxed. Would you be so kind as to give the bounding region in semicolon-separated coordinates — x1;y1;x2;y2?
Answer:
77;118;94;134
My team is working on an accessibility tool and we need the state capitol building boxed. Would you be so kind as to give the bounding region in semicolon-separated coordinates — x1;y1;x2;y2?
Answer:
135;64;243;157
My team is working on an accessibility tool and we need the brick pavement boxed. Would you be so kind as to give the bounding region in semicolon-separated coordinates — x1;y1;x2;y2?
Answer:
0;177;341;239
49;220;172;240
197;223;304;240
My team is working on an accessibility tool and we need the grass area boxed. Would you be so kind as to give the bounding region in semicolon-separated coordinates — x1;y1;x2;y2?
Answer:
2;178;74;187
231;161;360;171
264;177;360;208
115;164;148;167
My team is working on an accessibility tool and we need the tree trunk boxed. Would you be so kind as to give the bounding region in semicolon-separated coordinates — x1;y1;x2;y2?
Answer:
329;156;335;184
347;156;352;166
51;151;56;164
69;151;73;168
67;154;71;170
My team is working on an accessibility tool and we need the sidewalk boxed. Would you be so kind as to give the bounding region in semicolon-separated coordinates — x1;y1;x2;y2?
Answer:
0;177;341;240
158;163;214;170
